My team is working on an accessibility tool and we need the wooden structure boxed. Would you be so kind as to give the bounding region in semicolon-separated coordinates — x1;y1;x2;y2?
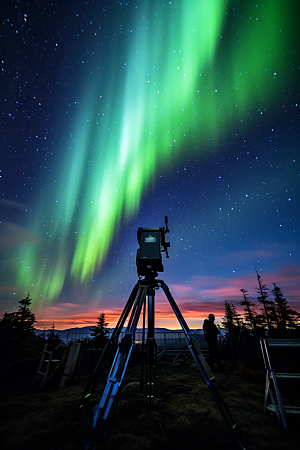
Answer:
32;342;68;389
260;338;300;428
59;342;81;388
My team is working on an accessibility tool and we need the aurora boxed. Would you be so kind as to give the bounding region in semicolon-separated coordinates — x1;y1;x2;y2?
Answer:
2;0;298;309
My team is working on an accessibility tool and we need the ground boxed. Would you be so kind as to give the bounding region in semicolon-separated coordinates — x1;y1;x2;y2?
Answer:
0;354;299;450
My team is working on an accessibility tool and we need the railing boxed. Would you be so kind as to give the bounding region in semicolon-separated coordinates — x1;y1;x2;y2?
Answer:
67;332;92;342
67;331;209;352
74;331;208;369
118;331;208;352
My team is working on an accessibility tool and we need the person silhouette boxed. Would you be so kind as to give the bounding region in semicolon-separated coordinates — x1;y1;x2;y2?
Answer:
203;314;221;370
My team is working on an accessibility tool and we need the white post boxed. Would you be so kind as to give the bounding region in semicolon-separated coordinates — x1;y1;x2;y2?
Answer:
59;342;81;388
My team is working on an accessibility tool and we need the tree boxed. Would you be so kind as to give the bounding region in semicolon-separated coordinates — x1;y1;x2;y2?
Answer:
0;293;38;363
222;300;243;332
255;268;274;334
46;322;62;349
90;313;109;348
17;293;37;334
272;283;299;332
240;289;259;334
221;301;243;360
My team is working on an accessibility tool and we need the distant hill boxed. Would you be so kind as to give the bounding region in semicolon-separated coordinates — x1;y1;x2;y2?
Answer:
35;326;96;341
35;326;204;342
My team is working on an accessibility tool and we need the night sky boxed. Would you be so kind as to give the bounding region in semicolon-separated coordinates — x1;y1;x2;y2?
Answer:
1;0;299;330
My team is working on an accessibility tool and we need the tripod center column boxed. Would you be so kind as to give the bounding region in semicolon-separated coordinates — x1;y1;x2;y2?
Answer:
146;286;156;405
147;286;155;339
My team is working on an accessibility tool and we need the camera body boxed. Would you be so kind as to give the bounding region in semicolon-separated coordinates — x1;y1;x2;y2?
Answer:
136;218;170;277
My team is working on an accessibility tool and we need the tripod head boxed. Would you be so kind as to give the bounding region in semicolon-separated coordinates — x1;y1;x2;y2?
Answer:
136;216;170;277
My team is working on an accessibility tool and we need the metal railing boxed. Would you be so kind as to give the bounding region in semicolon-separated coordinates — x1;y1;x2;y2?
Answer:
118;330;208;352
67;331;209;352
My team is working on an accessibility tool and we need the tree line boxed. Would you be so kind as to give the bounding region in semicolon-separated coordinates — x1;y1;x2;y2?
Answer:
0;293;109;368
222;269;300;341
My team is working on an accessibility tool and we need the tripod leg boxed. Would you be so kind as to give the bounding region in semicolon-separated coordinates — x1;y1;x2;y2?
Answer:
140;296;146;393
160;281;245;449
86;285;147;449
73;283;140;420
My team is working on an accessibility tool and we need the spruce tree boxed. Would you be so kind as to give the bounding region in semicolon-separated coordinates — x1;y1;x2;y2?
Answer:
0;293;38;363
272;283;299;332
222;301;243;333
17;293;37;335
255;268;274;334
90;313;109;348
222;300;243;360
240;289;258;334
47;322;62;349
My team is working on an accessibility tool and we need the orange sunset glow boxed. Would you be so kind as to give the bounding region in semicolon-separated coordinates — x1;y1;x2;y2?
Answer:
33;269;300;330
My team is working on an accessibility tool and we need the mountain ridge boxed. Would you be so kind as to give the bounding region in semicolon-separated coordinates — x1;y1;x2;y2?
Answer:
35;326;204;341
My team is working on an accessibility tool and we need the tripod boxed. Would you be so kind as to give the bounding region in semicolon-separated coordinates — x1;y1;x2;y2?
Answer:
75;273;245;450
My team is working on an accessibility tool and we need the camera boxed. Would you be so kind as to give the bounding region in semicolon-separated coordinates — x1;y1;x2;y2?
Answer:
136;216;170;277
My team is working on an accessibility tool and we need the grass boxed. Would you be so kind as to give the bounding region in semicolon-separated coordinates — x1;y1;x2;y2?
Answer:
0;355;299;450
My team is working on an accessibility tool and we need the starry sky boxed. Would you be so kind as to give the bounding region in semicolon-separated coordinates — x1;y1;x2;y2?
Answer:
1;0;299;330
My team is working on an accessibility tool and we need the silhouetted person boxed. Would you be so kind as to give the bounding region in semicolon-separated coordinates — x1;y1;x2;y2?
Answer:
203;314;221;370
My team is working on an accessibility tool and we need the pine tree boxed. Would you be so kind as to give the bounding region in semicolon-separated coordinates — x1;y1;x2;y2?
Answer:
17;293;37;335
240;289;258;333
0;293;38;363
90;313;109;348
222;301;243;332
255;268;274;334
221;301;243;360
272;283;299;332
47;322;62;349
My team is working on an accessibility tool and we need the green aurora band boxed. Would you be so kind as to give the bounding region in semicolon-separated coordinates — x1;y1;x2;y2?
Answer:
15;0;297;304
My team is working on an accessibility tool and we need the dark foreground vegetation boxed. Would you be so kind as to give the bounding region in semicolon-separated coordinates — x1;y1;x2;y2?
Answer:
1;273;299;450
1;353;300;450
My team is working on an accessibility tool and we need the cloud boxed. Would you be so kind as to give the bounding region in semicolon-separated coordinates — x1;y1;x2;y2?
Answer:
35;304;125;329
216;249;277;262
169;276;247;301
59;302;82;308
0;221;41;249
166;265;300;316
0;284;14;291
155;297;224;318
34;265;300;329
0;199;27;210
169;284;192;295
